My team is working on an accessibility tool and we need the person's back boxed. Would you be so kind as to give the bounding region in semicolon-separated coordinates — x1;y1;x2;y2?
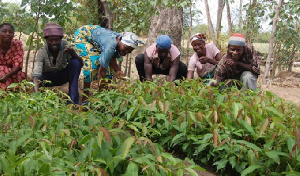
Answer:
74;25;142;103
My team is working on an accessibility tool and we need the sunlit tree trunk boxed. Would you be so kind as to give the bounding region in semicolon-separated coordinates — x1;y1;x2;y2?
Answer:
146;7;183;49
25;6;40;76
271;43;281;78
204;0;216;44
216;0;225;46
225;0;233;35
186;0;192;64
263;0;284;84
288;44;296;71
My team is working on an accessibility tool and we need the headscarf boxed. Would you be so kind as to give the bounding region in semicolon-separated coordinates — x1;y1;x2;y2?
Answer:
120;32;143;49
156;35;172;49
190;33;206;43
43;23;63;38
228;33;246;46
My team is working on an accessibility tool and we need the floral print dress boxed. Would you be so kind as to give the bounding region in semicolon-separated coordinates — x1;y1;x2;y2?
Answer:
0;39;26;89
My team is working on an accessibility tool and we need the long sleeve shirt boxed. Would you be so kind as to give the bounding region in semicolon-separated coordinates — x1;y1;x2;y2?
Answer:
213;43;260;83
32;39;72;78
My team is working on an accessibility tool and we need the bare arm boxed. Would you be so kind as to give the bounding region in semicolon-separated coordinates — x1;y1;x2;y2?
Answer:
168;56;180;82
144;52;153;81
187;70;194;79
0;66;21;83
110;57;121;72
199;53;222;65
110;57;124;78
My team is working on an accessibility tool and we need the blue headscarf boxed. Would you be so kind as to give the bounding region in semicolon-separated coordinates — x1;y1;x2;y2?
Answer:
157;35;172;49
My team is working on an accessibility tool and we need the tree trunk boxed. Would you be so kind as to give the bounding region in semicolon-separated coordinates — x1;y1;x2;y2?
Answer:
146;7;183;49
238;0;243;33
32;27;40;72
98;0;113;30
216;0;225;46
204;0;216;44
25;6;40;77
271;43;281;78
287;43;296;71
262;0;284;84
225;0;233;35
128;54;132;78
186;0;192;64
124;55;129;77
246;0;257;43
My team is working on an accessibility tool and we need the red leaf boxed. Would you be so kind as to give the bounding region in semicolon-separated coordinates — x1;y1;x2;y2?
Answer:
218;140;227;147
70;139;75;151
100;127;111;143
169;112;172;124
150;116;154;125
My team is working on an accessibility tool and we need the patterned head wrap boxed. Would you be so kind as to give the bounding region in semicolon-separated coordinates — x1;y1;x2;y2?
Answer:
228;33;246;46
43;23;63;38
121;32;144;49
156;35;172;49
190;33;206;43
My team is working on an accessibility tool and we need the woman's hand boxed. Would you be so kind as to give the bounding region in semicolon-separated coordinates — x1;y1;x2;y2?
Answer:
198;56;208;64
199;56;215;64
0;74;9;83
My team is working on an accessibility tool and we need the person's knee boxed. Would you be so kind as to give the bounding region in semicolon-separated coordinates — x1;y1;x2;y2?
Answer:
69;59;82;70
135;54;144;66
241;71;256;82
178;61;187;77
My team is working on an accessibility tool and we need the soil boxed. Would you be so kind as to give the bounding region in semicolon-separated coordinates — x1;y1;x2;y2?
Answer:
259;68;300;106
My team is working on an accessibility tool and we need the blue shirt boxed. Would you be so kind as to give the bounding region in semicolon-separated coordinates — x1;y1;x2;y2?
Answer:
91;27;121;70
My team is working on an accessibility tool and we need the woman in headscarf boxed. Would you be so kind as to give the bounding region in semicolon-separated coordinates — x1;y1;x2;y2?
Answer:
74;25;142;99
187;33;222;80
0;23;26;89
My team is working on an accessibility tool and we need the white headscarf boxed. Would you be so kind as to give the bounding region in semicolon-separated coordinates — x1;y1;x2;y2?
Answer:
190;33;206;43
120;32;143;48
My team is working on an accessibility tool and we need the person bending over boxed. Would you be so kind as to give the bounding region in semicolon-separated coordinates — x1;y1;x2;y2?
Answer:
135;35;187;82
33;23;83;104
74;25;142;100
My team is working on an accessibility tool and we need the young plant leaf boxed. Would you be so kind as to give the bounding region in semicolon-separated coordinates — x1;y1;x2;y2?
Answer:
122;137;135;159
125;162;139;176
241;165;263;176
259;118;269;137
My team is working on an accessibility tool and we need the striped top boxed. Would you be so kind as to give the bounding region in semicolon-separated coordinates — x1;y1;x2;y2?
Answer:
32;39;72;78
213;43;260;83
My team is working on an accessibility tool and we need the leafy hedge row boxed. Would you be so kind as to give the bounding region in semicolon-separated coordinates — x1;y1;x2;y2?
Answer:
1;80;299;175
89;79;300;176
0;82;202;176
